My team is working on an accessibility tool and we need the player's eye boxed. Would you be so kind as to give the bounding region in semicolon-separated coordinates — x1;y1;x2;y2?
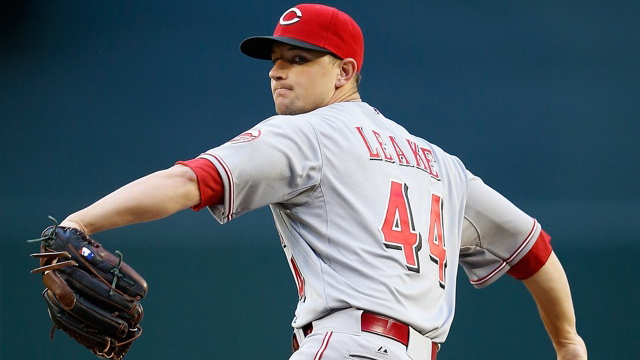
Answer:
291;55;308;64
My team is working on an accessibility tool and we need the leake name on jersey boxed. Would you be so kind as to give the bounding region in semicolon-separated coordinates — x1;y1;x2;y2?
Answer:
355;126;441;180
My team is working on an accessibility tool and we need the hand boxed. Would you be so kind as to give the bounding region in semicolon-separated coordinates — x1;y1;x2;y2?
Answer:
556;335;587;360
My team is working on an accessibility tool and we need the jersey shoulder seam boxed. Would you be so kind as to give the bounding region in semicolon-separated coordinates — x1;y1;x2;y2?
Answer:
293;117;325;208
462;215;483;248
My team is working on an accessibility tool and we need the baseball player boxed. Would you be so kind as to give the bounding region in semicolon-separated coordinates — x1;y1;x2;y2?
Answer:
55;4;587;360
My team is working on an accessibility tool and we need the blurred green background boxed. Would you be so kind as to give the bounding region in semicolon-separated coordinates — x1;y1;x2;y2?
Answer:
2;1;639;359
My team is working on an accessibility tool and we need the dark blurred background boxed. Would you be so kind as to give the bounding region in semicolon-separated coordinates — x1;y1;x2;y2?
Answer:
2;0;638;359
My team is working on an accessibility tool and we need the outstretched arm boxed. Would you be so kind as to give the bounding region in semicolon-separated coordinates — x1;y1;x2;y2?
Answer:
522;251;588;360
60;165;201;235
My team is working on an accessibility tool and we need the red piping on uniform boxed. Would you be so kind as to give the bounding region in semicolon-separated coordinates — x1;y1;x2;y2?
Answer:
314;331;333;360
470;220;539;286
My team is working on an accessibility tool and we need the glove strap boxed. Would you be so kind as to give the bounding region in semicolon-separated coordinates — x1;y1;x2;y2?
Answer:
109;251;124;295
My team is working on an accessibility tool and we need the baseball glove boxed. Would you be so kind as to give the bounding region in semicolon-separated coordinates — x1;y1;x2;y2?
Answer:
29;217;148;360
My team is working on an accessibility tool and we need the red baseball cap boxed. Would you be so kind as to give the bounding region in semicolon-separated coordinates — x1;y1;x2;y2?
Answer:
240;4;364;70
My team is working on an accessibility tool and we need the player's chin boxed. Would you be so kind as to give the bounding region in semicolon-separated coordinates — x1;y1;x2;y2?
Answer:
274;100;306;115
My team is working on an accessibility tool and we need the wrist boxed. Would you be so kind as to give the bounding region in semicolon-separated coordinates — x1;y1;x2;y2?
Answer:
60;218;90;235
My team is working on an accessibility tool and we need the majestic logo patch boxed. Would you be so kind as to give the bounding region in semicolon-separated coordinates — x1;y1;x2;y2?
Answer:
227;130;262;144
279;7;302;25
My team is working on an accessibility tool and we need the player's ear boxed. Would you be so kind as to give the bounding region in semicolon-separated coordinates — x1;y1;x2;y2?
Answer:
335;58;358;88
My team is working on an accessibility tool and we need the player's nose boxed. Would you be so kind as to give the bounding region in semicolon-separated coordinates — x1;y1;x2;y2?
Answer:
269;60;288;81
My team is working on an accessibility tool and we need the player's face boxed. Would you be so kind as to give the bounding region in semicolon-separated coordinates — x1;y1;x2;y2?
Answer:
269;43;341;115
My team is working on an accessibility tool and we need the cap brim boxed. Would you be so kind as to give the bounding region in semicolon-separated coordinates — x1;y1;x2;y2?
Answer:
240;36;331;60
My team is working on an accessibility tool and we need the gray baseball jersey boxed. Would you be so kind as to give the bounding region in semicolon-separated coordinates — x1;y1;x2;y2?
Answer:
198;101;539;343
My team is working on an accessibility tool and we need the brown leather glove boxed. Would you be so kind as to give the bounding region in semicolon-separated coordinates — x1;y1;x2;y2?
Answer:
29;218;148;360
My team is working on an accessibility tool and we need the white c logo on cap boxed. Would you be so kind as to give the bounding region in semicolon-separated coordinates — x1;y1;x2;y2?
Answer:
279;7;302;25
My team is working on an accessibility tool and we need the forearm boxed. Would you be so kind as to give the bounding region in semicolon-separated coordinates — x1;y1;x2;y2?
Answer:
61;165;201;235
523;251;587;359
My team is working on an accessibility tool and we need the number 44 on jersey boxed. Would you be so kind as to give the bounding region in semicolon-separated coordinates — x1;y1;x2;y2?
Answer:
380;181;447;289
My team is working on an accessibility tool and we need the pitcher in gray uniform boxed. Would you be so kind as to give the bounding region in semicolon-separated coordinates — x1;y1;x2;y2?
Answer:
56;4;587;360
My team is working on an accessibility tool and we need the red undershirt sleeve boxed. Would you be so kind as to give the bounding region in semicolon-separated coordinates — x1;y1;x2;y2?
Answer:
507;229;553;280
176;158;224;211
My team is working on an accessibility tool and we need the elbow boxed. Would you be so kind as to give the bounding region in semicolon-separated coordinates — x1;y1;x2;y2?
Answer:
173;164;199;185
169;165;202;209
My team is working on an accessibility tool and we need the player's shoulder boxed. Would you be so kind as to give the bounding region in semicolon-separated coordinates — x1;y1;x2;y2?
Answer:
254;112;315;132
305;101;374;122
256;102;372;131
390;118;469;175
237;111;321;147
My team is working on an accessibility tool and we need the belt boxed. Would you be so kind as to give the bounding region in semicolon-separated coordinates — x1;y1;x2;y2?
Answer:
293;311;438;359
361;312;410;345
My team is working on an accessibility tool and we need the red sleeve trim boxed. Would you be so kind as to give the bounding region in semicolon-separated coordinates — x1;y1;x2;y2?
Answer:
176;158;224;211
507;230;553;280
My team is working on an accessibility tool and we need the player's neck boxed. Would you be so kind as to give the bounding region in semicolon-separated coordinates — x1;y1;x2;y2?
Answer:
330;86;361;105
